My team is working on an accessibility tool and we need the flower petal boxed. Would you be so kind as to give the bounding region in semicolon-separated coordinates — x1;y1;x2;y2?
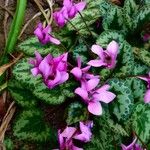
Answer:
91;44;104;58
35;51;43;64
31;68;39;76
71;67;82;79
75;87;88;100
107;40;119;58
87;60;106;67
75;2;86;12
49;36;61;45
86;78;100;91
144;89;150;103
88;101;102;115
61;127;76;139
59;72;69;84
63;0;72;7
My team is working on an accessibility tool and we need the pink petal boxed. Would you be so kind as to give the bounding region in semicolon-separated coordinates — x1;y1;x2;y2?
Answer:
96;84;110;93
77;57;82;68
107;40;119;58
35;51;43;64
43;25;51;34
68;6;77;18
31;68;39;76
144;89;150;103
39;58;52;80
71;67;82;79
138;76;149;82
34;28;43;40
75;87;88;100
72;145;83;150
81;66;91;72
91;44;104;58
58;130;64;148
87;60;106;67
75;2;86;12
63;0;72;7
59;72;69;84
47;70;61;89
86;78;100;91
88;101;102;115
61;127;76;139
49;36;61;45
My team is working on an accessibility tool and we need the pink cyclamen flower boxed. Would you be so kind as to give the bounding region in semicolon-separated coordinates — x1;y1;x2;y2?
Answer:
30;51;69;89
34;23;60;45
53;0;86;27
88;41;119;69
138;72;150;103
121;138;143;150
75;78;116;115
70;57;98;81
58;121;93;150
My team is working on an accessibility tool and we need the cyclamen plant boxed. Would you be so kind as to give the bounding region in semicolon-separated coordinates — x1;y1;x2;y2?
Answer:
7;0;150;149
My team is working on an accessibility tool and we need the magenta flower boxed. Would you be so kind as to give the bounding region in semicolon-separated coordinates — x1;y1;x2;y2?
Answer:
121;138;143;150
58;121;93;150
30;52;69;89
75;78;116;115
53;0;86;27
70;57;98;81
138;72;150;103
34;23;60;45
88;41;119;69
29;51;43;76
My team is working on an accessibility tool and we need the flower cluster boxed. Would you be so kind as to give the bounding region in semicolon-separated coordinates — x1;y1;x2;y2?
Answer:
34;23;60;45
121;137;143;150
53;0;86;27
29;51;69;89
138;72;150;103
71;41;118;116
58;121;93;150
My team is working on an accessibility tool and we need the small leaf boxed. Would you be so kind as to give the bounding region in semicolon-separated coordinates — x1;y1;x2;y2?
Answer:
18;37;63;56
102;6;123;30
67;102;88;125
13;109;53;142
96;30;125;47
132;103;150;144
109;78;134;121
8;79;37;108
133;47;150;67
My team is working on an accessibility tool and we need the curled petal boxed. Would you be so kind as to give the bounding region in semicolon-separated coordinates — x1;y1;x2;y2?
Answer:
49;36;61;45
75;2;86;12
86;78;100;91
107;40;119;58
88;101;102;115
31;68;40;76
75;87;88;100
144;89;150;103
61;127;77;139
71;67;82;79
59;72;69;84
87;60;106;67
91;44;104;58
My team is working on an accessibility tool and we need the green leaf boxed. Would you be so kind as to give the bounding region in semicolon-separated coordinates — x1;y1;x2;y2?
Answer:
133;5;150;31
66;102;88;125
96;30;125;47
13;58;75;105
73;39;89;63
33;80;75;105
132;103;150;143
114;41;135;77
102;6;123;30
8;79;37;108
109;78;134;121
13;109;53;142
123;0;137;17
133;47;150;67
84;116;122;150
67;0;101;34
18;37;63;56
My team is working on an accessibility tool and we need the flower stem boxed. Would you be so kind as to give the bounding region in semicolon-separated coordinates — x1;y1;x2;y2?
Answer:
133;131;148;149
77;11;93;38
